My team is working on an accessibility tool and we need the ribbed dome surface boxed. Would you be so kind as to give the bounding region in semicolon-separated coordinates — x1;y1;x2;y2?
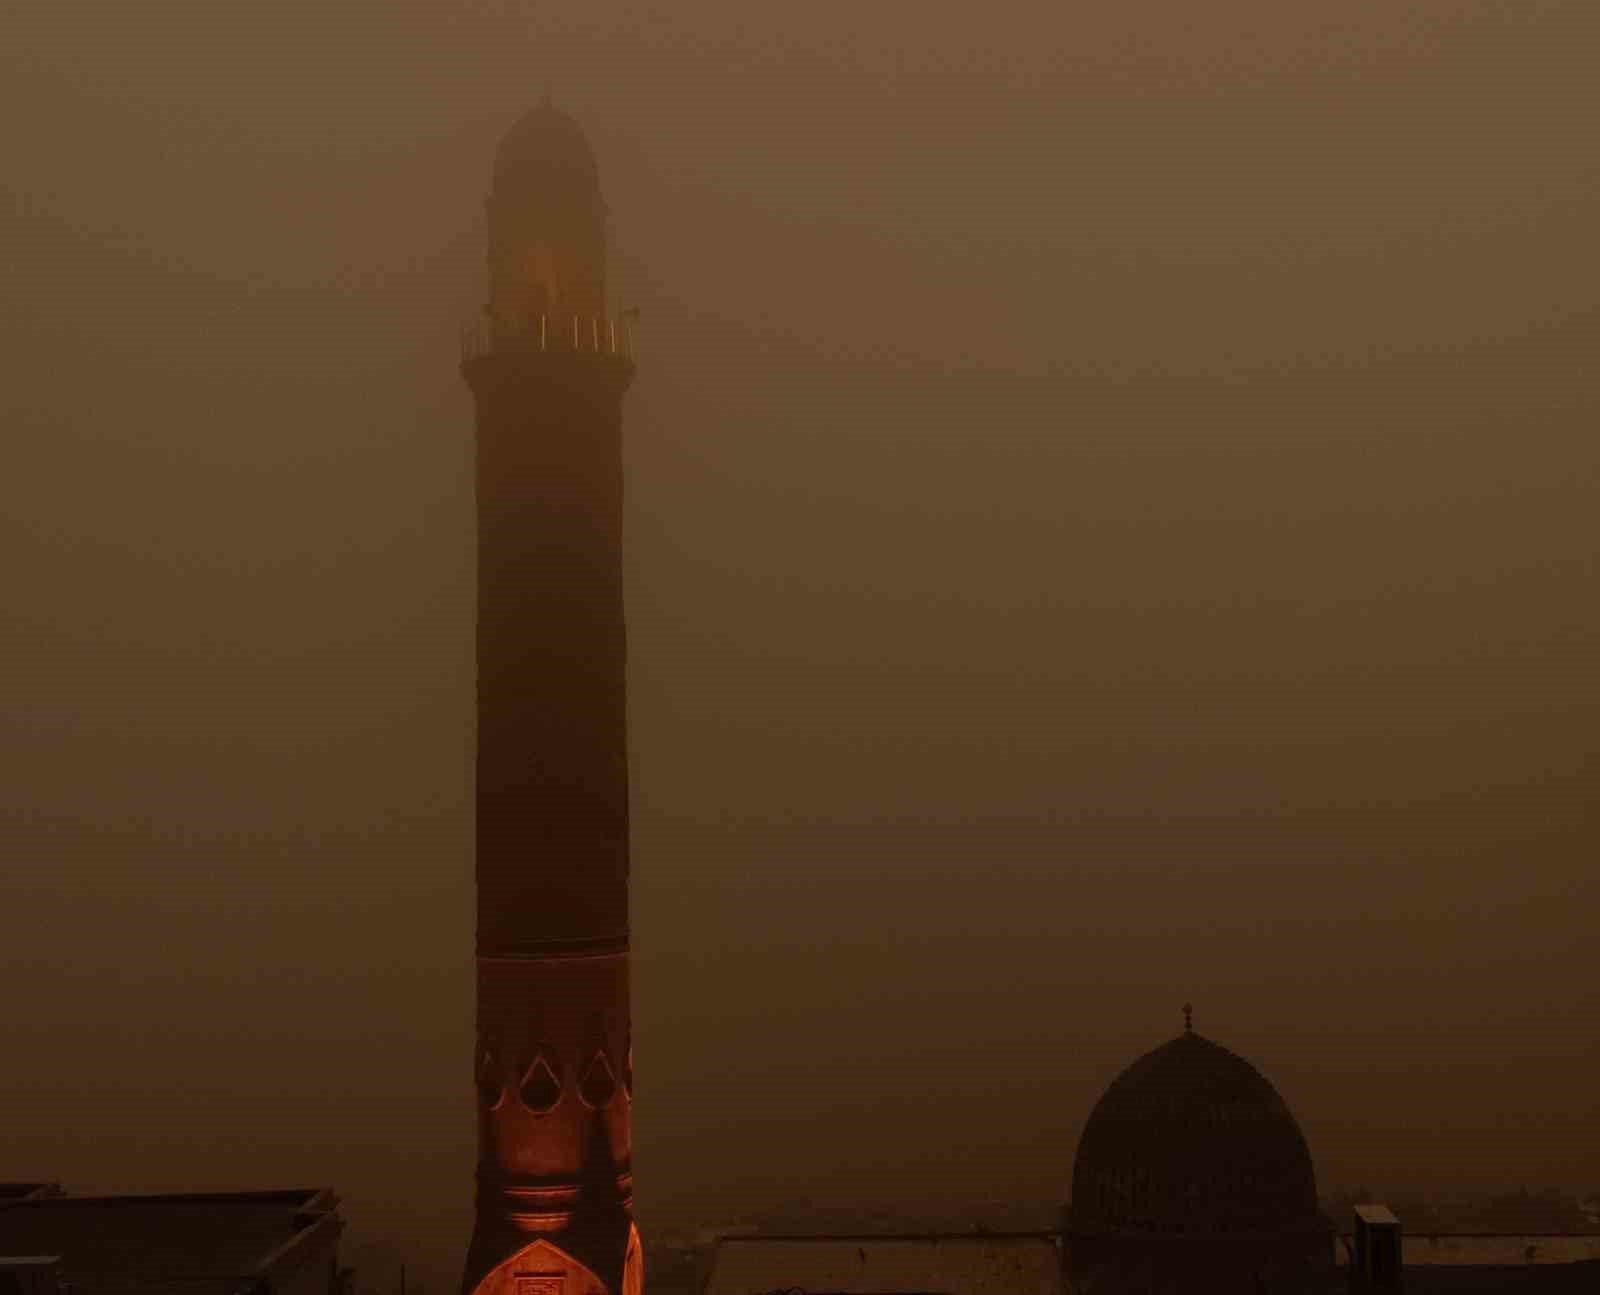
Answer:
1068;1032;1321;1237
493;100;600;195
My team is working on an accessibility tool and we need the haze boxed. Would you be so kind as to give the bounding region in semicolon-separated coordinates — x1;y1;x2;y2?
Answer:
3;1;1596;1290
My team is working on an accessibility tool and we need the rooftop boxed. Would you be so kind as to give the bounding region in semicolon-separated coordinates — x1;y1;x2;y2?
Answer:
0;1188;343;1295
1335;1233;1600;1268
706;1233;1061;1295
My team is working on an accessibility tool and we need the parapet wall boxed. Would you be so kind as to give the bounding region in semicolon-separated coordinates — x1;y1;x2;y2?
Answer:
1334;1234;1600;1267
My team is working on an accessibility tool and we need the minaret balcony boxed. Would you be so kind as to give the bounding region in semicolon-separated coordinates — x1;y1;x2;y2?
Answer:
462;313;635;364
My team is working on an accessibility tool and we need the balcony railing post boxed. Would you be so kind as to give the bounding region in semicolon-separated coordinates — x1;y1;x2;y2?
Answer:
463;312;635;362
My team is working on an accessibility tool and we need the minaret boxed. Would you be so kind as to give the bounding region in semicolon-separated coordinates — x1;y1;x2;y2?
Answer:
460;101;640;1295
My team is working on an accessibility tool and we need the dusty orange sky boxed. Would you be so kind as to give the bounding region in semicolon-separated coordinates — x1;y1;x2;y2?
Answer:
2;0;1597;1290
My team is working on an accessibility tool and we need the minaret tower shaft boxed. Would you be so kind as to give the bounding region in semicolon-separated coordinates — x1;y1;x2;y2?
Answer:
460;102;640;1295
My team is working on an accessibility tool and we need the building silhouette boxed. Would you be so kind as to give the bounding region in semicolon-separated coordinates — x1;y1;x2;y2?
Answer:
1063;1014;1333;1292
694;1016;1598;1294
0;1187;346;1295
458;100;640;1295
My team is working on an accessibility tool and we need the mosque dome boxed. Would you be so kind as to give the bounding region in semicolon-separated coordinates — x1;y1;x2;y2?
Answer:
1068;1023;1324;1239
492;98;601;197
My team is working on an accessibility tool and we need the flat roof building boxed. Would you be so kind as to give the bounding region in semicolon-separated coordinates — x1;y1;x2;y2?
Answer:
705;1233;1062;1295
0;1187;345;1295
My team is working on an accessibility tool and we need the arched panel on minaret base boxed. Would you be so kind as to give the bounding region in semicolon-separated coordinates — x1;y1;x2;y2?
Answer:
466;1239;609;1295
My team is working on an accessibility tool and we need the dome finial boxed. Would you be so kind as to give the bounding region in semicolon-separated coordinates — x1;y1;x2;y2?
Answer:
1183;1002;1193;1034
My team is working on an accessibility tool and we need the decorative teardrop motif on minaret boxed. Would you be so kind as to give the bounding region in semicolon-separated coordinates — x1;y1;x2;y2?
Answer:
579;1049;618;1109
622;1031;633;1098
519;1052;563;1114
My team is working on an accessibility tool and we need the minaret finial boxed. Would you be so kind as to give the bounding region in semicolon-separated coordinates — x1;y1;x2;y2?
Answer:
1183;1002;1193;1034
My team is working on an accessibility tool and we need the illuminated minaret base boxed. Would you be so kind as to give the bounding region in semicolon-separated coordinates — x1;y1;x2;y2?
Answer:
460;100;640;1295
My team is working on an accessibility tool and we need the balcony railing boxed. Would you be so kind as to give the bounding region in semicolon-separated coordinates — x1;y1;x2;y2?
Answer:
461;313;634;364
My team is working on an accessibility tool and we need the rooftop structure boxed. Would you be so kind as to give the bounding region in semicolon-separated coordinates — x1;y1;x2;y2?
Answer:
1336;1231;1600;1270
0;1188;344;1295
1272;1206;1600;1293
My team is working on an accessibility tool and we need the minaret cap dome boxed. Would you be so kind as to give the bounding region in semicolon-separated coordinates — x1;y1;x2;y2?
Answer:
1068;1030;1324;1237
493;99;600;193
